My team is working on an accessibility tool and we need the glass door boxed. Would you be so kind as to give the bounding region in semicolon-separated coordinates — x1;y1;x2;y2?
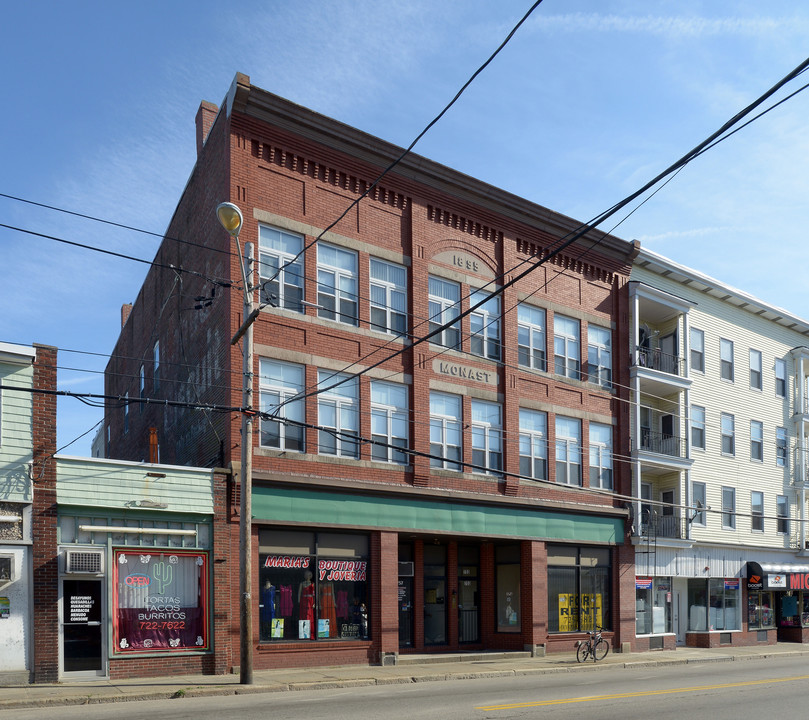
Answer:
458;545;479;643
62;578;105;675
423;544;446;645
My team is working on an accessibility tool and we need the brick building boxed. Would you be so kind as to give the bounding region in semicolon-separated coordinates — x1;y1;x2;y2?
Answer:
105;72;640;670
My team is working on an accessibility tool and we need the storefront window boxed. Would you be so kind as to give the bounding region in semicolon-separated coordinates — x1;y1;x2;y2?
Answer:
113;549;209;654
258;530;369;642
548;545;610;632
780;593;800;627
635;577;672;635
747;591;775;629
687;578;740;631
495;545;521;633
803;593;809;627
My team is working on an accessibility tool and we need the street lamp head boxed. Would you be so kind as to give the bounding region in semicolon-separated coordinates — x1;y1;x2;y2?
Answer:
216;202;244;237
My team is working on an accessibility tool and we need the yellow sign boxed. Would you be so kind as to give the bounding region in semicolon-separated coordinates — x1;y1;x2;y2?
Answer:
558;593;602;631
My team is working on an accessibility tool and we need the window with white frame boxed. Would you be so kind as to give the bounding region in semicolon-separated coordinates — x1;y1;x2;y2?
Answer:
258;225;304;312
553;315;580;380
721;413;735;456
751;491;764;532
519;408;547;481
517;304;546;371
690;328;705;373
428;276;461;349
469;289;501;360
751;420;763;462
153;341;160;392
139;364;144;414
123;392;129;434
749;349;762;390
430;392;462;471
317;370;358;457
369;258;407;336
775;358;786;398
317;243;358;325
260;359;305;452
776;426;788;467
370;380;408;464
691;405;706;450
470;399;502;474
777;495;789;534
720;338;734;381
555;416;581;485
588;422;613;490
587;326;612;388
722;486;736;529
692;482;706;526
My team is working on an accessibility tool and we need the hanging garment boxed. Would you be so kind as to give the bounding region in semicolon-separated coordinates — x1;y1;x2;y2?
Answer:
299;581;315;631
279;585;293;617
320;583;337;637
260;584;276;624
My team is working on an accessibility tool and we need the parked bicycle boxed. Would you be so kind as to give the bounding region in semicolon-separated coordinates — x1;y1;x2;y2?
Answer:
575;626;609;662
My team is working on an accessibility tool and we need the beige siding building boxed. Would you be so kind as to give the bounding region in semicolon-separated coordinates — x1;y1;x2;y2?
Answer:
630;248;809;650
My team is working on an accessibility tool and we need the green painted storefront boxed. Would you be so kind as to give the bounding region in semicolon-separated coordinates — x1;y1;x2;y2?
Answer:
253;486;623;544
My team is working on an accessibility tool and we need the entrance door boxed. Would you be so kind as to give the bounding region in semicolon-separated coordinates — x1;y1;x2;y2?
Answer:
62;578;105;675
423;544;446;646
398;577;413;647
673;579;687;645
458;545;480;644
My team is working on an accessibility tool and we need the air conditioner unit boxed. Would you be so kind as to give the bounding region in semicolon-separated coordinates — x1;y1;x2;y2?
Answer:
398;561;414;577
64;549;104;574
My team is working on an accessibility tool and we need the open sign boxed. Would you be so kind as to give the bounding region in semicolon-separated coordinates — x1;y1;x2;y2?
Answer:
125;574;151;587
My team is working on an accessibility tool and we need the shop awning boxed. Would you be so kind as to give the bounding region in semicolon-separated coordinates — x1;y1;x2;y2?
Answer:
748;561;809;577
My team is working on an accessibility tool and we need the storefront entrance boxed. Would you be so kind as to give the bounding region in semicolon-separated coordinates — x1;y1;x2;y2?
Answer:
61;578;105;677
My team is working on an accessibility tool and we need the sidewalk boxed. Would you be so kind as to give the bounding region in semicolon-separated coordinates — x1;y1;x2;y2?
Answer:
3;643;809;711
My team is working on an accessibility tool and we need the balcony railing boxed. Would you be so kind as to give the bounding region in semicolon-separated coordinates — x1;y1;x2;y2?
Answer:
633;347;684;376
639;428;687;459
641;511;685;540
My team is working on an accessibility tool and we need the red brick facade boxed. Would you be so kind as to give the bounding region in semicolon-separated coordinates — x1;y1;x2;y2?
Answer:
105;74;639;672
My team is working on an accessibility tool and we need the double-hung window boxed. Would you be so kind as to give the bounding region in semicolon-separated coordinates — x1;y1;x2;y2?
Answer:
555;416;581;485
751;491;764;532
123;392;129;434
749;349;762;390
469;289;501;360
517;305;546;371
777;495;790;534
259;225;304;311
553;315;580;380
722;486;736;530
430;392;462;471
587;326;612;388
470;399;502;474
775;359;786;398
721;413;735;456
370;380;408;464
139;364;145;414
153;341;160;392
691;405;706;450
260;359;305;452
690;328;705;373
720;338;734;381
317;243;358;325
588;422;613;490
750;420;763;462
519;409;547;481
317;370;359;458
428;277;461;349
776;427;788;467
369;258;407;336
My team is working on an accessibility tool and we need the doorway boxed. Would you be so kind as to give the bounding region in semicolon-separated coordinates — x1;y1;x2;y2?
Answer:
673;578;687;645
458;545;479;644
62;577;106;677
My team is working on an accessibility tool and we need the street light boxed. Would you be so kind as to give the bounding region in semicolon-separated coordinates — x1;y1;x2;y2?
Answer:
216;201;254;685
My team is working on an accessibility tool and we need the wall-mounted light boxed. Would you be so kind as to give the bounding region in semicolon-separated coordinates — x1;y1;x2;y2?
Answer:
0;515;22;523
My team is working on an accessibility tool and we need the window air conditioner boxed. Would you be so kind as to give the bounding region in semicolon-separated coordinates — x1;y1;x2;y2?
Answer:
64;549;104;574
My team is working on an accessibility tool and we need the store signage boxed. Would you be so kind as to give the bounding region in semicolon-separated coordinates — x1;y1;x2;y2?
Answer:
724;579;740;591
263;555;310;569
635;577;653;590
318;560;367;582
767;574;786;589
434;360;496;385
788;573;809;590
114;550;208;653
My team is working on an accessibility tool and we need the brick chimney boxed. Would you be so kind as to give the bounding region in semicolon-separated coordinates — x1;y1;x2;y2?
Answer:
121;303;133;328
196;101;219;157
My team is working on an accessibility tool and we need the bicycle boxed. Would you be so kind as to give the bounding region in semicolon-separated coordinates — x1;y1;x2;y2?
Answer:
575;626;609;662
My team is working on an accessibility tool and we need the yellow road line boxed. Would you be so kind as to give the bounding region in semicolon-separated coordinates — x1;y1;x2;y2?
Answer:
476;673;809;711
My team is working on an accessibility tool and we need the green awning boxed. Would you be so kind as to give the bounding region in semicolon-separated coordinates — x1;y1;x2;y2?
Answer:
253;486;623;544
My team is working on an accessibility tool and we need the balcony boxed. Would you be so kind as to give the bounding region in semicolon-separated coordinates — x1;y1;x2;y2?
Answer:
640;428;686;459
641;511;686;540
633;347;684;377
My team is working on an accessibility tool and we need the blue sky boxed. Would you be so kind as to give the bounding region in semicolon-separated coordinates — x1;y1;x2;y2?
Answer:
2;0;808;454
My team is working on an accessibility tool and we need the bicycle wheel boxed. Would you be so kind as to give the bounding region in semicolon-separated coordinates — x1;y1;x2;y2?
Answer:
576;641;589;663
594;637;609;660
